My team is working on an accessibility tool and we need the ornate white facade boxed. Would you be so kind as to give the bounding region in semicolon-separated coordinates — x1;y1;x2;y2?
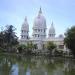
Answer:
20;8;66;51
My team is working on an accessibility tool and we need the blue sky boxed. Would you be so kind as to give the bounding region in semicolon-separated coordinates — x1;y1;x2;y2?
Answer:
0;0;75;38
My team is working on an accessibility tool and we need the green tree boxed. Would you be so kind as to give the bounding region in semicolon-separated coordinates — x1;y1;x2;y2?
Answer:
0;32;5;52
26;42;34;54
0;32;4;47
17;44;27;53
5;25;18;46
33;44;38;49
64;26;75;57
46;41;56;56
0;25;18;52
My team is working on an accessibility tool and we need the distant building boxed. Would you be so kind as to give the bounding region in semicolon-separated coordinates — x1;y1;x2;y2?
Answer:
19;8;67;52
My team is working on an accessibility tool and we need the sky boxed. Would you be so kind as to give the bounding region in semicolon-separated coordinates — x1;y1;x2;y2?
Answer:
0;0;75;38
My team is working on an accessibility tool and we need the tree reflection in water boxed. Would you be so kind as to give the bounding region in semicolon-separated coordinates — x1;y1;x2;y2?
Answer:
0;54;75;75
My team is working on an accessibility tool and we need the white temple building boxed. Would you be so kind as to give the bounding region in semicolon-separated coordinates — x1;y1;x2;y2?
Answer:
20;8;66;51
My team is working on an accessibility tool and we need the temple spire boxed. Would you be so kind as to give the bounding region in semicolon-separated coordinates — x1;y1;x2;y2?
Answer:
51;21;54;27
39;7;42;14
25;16;27;22
24;16;28;25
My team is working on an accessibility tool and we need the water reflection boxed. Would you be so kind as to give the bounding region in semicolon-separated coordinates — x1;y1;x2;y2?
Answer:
0;54;75;75
11;64;18;75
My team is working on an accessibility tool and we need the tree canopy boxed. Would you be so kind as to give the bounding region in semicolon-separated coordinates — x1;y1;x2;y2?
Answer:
46;41;56;55
0;25;18;52
5;25;18;46
64;26;75;57
46;41;56;50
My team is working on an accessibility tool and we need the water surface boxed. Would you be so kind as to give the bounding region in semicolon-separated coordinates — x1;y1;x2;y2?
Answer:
0;54;75;75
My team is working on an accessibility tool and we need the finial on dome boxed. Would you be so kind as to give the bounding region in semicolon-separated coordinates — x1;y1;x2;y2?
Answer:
51;21;54;27
39;7;42;14
23;16;29;26
25;16;27;21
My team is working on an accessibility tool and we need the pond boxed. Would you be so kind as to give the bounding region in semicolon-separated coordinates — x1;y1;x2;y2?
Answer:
0;54;75;75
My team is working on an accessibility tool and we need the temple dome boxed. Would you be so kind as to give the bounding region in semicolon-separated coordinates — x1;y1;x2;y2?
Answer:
21;17;29;31
49;21;55;34
33;8;46;29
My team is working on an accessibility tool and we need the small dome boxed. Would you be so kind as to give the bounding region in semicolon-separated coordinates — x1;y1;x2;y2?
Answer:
33;8;46;29
59;34;64;38
21;17;29;31
49;21;55;34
